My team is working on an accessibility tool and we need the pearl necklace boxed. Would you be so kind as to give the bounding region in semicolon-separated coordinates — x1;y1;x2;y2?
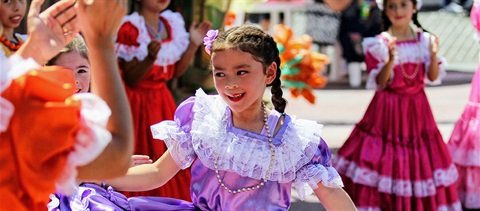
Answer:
389;27;422;80
213;102;275;194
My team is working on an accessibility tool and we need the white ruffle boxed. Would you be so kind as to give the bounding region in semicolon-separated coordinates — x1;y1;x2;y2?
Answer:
151;121;196;169
154;10;190;67
362;31;447;88
115;10;190;67
335;156;459;197
293;164;343;200
0;55;40;132
115;12;150;62
55;93;112;195
190;89;323;183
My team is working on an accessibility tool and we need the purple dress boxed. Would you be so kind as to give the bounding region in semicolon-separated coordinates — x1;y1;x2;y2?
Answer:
140;89;343;210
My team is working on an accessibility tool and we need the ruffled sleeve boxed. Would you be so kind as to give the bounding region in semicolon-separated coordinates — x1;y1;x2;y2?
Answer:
150;97;197;169
154;10;190;66
362;33;392;90
420;32;447;85
115;12;150;62
293;138;344;200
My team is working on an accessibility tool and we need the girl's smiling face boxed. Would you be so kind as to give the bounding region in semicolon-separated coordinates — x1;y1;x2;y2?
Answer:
385;0;416;27
211;49;276;113
0;0;26;32
53;51;91;93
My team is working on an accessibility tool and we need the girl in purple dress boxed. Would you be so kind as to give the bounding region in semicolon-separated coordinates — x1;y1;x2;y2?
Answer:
105;25;357;210
334;0;461;210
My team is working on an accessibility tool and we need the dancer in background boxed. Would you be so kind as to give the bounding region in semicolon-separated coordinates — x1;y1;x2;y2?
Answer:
334;0;461;209
115;0;210;200
447;0;480;209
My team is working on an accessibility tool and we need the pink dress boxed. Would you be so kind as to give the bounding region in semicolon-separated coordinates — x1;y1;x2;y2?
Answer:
447;1;480;208
334;31;461;210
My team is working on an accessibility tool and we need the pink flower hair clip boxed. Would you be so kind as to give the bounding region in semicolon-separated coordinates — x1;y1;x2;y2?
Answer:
203;29;218;55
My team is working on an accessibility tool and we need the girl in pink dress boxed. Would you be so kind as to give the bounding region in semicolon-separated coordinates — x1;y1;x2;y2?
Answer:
447;0;480;209
115;0;210;200
334;0;461;210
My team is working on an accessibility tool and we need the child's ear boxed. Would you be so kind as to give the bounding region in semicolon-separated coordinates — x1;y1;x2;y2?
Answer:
266;62;277;84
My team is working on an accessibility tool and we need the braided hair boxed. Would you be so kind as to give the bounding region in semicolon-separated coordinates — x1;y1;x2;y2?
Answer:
211;25;287;113
381;0;429;33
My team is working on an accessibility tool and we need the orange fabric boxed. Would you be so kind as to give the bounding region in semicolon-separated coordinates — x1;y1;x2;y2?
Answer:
0;67;81;210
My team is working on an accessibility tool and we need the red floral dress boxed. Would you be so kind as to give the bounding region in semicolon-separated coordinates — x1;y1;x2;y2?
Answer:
115;10;192;201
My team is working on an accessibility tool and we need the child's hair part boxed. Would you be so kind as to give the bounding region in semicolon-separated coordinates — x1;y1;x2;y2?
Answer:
381;0;429;32
211;25;287;113
45;35;88;66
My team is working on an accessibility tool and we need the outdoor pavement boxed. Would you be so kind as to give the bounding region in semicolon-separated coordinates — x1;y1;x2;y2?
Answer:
283;9;478;211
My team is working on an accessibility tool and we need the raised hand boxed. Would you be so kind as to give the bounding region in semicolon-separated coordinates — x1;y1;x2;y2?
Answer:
147;40;162;60
74;0;127;42
387;37;397;60
429;34;439;56
16;0;79;63
189;21;212;47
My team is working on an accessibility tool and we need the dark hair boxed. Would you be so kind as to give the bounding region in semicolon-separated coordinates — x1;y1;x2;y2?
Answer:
211;25;287;113
380;0;428;32
45;36;89;66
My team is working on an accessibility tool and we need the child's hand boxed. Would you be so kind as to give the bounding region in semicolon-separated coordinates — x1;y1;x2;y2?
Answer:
20;0;79;63
387;37;397;60
75;0;127;42
189;21;212;47
130;155;153;167
429;34;439;56
147;40;161;60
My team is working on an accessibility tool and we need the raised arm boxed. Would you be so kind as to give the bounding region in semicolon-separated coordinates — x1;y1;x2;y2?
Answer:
106;151;181;192
74;0;134;180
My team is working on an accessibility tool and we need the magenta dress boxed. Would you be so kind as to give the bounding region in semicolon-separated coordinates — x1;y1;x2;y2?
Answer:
447;1;480;208
334;31;461;210
140;89;343;210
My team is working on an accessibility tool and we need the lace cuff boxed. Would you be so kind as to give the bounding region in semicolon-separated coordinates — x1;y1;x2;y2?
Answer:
55;93;112;194
151;121;196;169
293;164;344;200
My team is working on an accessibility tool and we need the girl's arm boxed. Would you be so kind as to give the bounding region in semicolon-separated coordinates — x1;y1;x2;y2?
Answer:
120;40;161;87
314;183;357;210
74;0;134;180
427;35;439;81
173;21;211;78
376;38;397;86
106;151;181;192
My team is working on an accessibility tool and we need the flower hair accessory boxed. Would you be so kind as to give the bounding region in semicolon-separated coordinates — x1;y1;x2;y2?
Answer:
203;29;219;55
376;0;422;11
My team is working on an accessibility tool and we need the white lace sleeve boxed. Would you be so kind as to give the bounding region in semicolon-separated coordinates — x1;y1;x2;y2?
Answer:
151;97;197;169
363;33;393;90
55;93;112;194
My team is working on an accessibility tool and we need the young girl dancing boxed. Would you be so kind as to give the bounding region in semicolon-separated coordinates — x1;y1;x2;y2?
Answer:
1;0;133;210
104;25;357;210
115;0;210;200
334;0;461;210
447;0;480;209
0;0;28;60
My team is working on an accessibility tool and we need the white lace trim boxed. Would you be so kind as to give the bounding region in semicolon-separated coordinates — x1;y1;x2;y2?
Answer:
293;164;344;200
459;190;480;208
335;156;459;197
0;55;40;132
190;89;322;183
115;10;189;66
55;93;112;195
115;12;150;62
151;121;196;170
358;202;462;211
154;10;190;67
362;31;447;87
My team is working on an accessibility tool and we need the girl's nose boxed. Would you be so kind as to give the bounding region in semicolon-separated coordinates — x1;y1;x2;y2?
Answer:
225;83;239;89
